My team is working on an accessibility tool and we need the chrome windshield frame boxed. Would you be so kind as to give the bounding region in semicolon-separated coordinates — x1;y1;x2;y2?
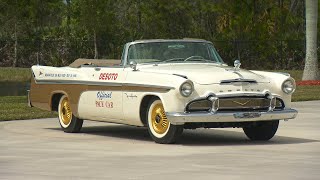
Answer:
123;39;223;66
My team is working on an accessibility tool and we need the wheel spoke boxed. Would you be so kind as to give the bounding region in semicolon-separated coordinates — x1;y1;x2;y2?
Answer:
60;97;72;126
151;103;169;134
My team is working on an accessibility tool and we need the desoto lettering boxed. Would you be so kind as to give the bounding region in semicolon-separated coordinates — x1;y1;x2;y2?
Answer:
99;73;118;80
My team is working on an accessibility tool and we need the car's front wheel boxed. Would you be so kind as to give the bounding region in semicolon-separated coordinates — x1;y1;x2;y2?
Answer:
58;95;83;133
243;120;279;141
147;98;183;144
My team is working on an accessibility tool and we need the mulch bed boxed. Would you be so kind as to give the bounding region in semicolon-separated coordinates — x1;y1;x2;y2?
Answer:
297;80;320;86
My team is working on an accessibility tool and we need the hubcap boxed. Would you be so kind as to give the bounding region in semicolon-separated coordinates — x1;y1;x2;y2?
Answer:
151;103;169;134
60;97;72;126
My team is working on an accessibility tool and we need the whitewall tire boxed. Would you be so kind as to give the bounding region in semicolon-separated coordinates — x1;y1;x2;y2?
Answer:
147;98;183;144
58;95;83;133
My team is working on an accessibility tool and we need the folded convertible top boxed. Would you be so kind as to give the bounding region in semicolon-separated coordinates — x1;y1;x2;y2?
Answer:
69;58;121;68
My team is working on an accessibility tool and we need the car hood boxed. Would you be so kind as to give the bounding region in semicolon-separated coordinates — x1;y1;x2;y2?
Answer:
138;63;270;85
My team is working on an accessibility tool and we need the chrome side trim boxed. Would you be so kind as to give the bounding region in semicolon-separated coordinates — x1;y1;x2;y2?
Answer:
166;109;298;125
34;79;174;90
35;80;122;86
123;83;175;91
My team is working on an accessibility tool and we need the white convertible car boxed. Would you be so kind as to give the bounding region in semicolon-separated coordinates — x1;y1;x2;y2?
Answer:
28;39;298;144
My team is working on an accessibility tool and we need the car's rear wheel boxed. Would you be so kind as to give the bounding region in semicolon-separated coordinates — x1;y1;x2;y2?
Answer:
243;120;279;141
58;95;83;133
147;98;183;144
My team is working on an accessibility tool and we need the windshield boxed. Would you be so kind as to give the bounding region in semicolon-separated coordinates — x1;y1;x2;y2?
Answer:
127;41;224;64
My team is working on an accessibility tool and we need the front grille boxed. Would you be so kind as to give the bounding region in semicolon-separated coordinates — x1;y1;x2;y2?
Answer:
218;97;270;111
187;99;211;112
186;96;285;112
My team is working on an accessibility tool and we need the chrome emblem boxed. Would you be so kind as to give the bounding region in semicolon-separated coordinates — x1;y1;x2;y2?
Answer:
232;100;251;106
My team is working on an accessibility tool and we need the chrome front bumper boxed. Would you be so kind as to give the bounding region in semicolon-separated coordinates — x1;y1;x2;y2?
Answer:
166;109;298;125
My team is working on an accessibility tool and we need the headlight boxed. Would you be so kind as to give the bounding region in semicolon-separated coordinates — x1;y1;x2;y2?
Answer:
282;78;296;94
180;81;194;97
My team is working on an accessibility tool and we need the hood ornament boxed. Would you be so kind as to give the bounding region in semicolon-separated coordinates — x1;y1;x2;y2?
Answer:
234;60;241;71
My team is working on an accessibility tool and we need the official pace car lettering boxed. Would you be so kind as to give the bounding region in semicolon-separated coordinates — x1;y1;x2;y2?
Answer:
99;73;118;80
44;73;77;78
97;91;112;100
95;101;113;108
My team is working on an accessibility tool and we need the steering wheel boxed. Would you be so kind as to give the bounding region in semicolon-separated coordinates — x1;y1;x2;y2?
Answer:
82;62;97;67
184;56;205;61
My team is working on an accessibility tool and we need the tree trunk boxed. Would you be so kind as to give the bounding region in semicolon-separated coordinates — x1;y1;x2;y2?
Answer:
13;23;18;67
303;0;319;80
94;30;99;59
137;0;142;32
66;0;71;33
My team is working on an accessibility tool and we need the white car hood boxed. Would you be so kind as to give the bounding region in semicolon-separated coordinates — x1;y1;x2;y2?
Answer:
138;63;270;85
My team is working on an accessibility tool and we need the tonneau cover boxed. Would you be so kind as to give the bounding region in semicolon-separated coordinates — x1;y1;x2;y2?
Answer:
69;58;121;68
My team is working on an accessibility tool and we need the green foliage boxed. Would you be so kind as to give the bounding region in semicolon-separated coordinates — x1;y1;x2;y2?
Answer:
0;0;313;69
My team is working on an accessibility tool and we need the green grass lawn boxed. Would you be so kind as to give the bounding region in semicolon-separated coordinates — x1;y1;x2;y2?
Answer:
0;67;31;82
0;96;57;121
292;85;320;102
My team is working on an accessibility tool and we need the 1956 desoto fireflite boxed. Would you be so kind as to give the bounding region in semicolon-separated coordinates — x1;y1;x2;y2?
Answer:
28;39;298;144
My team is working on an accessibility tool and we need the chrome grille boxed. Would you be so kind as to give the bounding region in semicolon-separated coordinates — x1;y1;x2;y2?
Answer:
187;100;211;112
219;97;270;110
186;96;285;112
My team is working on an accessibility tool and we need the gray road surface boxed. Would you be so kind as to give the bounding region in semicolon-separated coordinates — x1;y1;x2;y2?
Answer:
0;101;319;180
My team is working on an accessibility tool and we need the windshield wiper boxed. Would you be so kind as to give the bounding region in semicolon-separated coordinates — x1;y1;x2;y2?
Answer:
194;59;215;63
162;58;185;62
161;57;216;64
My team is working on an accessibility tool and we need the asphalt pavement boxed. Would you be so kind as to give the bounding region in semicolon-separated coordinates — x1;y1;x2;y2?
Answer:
0;101;319;180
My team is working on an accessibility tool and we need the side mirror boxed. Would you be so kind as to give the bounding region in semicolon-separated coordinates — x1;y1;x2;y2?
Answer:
234;60;241;71
129;60;138;71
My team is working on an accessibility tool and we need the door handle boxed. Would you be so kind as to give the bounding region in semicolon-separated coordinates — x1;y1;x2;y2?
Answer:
94;67;101;71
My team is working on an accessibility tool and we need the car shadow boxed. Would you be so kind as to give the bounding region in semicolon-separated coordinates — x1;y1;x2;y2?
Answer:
46;125;152;142
179;129;319;146
81;125;152;142
46;124;319;146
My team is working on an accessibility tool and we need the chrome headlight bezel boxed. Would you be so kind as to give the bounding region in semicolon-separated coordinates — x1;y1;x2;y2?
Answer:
179;81;194;97
281;78;296;94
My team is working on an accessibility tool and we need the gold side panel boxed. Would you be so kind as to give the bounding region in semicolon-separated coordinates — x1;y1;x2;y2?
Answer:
30;77;88;116
29;77;171;117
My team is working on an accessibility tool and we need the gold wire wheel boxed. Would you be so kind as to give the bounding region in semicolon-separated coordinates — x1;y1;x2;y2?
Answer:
59;97;72;126
151;102;169;134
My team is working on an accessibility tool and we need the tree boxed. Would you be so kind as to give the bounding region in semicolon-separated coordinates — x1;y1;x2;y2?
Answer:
0;0;30;67
302;0;319;80
71;0;116;59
